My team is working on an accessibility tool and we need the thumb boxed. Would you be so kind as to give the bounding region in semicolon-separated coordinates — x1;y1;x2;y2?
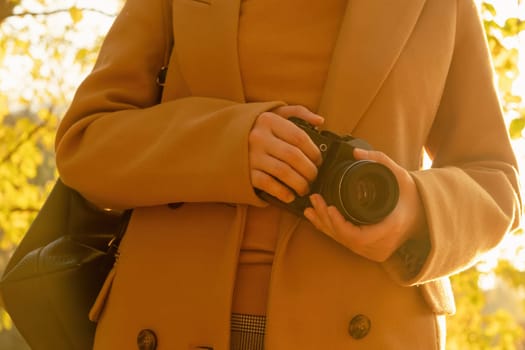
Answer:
353;148;378;161
353;148;395;168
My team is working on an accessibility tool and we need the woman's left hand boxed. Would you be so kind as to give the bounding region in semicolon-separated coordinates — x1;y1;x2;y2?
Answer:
303;148;427;262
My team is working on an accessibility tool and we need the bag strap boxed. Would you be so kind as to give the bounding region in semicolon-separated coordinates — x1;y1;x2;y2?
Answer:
106;209;132;258
156;0;174;89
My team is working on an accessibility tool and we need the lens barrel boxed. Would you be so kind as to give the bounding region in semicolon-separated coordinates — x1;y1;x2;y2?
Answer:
322;160;399;225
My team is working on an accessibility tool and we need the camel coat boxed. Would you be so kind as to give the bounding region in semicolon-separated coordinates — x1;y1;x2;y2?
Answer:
55;0;522;348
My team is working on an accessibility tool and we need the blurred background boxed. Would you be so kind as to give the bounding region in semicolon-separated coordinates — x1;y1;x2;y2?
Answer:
0;0;524;349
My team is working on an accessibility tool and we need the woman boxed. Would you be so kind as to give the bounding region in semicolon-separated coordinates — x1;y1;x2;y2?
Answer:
55;0;522;348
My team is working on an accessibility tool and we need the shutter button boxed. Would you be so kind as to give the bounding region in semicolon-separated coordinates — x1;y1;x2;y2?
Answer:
137;329;157;350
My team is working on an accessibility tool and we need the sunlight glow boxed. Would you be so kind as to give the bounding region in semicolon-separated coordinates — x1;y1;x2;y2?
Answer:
0;1;120;111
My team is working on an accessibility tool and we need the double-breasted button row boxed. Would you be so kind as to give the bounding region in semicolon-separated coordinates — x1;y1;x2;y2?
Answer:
348;314;372;340
136;316;370;348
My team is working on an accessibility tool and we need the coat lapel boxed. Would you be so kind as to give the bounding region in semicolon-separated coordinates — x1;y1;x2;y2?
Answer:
170;0;427;119
171;0;244;102
318;0;427;133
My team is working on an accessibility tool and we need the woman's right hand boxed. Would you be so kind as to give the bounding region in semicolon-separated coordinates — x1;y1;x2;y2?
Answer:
249;105;324;203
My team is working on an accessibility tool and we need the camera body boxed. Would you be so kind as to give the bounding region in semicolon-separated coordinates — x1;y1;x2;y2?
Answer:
260;117;399;225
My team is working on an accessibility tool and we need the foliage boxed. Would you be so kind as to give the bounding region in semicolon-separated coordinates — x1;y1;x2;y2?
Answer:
0;1;121;342
0;1;121;245
481;0;525;138
447;267;525;349
0;0;523;349
0;109;55;248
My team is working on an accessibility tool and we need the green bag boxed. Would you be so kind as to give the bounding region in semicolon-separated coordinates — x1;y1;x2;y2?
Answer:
0;179;131;350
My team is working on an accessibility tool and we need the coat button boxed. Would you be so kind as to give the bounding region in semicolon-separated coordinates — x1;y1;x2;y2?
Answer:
348;314;371;339
137;329;157;350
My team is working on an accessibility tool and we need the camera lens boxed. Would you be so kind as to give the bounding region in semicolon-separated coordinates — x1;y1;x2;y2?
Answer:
324;160;399;225
354;177;379;209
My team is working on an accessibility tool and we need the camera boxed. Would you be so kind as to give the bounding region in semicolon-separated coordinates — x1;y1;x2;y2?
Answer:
259;117;399;225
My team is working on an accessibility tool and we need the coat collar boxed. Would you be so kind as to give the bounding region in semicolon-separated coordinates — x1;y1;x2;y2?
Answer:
171;0;245;102
171;0;427;128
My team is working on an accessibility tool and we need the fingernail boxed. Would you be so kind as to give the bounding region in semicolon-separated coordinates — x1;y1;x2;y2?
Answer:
304;208;313;218
327;206;338;216
285;193;295;203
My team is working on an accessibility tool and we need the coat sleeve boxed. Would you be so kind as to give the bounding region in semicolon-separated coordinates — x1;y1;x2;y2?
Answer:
383;0;522;285
55;0;284;209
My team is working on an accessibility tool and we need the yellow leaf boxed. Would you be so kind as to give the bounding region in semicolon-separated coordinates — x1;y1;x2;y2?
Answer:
75;48;89;62
69;7;84;24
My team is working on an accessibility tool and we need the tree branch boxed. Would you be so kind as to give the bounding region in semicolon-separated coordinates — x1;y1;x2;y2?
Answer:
4;7;115;21
17;7;115;18
0;121;46;164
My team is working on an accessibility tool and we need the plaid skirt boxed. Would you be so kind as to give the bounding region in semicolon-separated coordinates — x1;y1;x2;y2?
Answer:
230;313;266;350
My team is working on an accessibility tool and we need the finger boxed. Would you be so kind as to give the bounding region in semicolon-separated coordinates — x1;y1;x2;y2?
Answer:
273;105;325;126
327;206;362;239
255;112;322;167
353;147;407;186
304;207;326;232
265;136;319;184
308;197;396;262
309;194;336;235
270;117;323;167
251;152;310;196
308;195;362;253
327;202;396;248
326;207;395;261
251;169;295;203
353;148;397;170
249;114;317;195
